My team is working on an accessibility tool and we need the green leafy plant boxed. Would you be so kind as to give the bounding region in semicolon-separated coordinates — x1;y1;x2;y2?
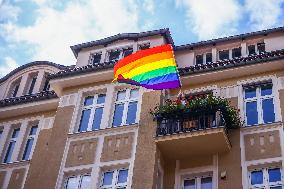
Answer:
150;94;241;129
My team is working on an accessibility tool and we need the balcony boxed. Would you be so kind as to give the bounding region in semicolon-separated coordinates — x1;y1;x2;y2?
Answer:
152;95;240;159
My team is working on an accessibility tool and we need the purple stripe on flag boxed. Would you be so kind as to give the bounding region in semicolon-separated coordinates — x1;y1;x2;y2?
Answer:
142;80;181;90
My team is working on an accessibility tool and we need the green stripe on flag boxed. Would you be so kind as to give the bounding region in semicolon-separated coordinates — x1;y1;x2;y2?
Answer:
131;66;177;82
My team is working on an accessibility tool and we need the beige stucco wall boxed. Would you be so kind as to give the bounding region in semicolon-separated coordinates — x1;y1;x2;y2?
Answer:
265;32;284;52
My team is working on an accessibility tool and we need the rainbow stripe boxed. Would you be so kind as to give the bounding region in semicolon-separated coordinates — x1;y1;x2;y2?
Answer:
114;44;181;90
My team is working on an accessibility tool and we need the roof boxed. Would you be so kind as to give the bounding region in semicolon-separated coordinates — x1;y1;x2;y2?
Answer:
175;26;284;51
0;61;67;84
0;90;58;107
178;49;284;76
70;28;174;58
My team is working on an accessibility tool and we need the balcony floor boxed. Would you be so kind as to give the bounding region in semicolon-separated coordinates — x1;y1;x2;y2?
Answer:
155;127;231;159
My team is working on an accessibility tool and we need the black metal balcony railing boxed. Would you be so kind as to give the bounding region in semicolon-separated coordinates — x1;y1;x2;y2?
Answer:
156;109;226;136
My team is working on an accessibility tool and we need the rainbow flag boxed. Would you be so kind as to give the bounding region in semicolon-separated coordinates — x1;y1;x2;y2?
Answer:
113;44;181;90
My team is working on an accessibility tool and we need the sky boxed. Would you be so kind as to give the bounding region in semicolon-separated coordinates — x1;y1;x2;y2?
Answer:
0;0;284;77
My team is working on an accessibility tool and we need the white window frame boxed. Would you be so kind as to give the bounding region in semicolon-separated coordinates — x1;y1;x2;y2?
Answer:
77;93;106;132
100;168;129;189
112;88;140;127
89;52;102;65
64;174;91;189
107;45;133;62
22;125;38;160
243;84;275;126
3;128;20;163
248;167;284;189
182;173;213;189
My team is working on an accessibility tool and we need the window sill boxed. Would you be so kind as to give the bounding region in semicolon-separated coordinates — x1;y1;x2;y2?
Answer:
241;121;282;131
0;160;30;168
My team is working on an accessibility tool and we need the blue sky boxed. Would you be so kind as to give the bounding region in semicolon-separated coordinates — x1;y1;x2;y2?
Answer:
0;0;284;77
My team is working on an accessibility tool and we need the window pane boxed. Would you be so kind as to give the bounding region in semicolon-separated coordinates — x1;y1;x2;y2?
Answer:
246;101;258;125
248;45;256;55
97;94;106;104
262;99;275;123
12;128;20;138
102;171;113;186
109;51;120;62
118;169;128;184
22;138;34;160
84;96;94;106
206;53;212;63
201;177;212;189
4;141;16;163
232;47;242;58
29;126;38;135
66;177;78;189
0;130;2;139
245;87;256;99
123;48;133;57
92;54;101;64
269;168;281;183
130;89;139;99
251;170;263;185
184;179;195;189
261;85;272;96
28;77;37;94
117;91;126;101
270;187;282;189
126;102;137;125
113;104;124;127
80;175;91;189
196;55;203;65
219;50;229;60
92;108;103;130
78;109;91;132
257;43;265;53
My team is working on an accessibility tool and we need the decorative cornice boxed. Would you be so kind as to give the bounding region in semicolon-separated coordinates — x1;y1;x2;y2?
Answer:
0;90;58;107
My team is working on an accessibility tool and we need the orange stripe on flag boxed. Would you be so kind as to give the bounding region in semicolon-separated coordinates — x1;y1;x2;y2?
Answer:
113;44;173;73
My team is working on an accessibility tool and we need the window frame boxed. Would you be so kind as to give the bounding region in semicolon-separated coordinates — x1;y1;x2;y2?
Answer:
22;125;38;161
138;43;150;50
3;128;20;163
100;168;129;189
112;88;140;127
249;167;283;189
90;52;102;65
182;173;213;189
77;93;106;132
64;174;91;189
243;83;275;126
218;49;230;60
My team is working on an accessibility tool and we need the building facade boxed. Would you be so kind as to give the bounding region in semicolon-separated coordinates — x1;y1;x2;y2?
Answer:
0;27;284;189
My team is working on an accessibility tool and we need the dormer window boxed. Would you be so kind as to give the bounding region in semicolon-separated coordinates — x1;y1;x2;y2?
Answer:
219;50;229;60
139;43;150;50
248;45;256;55
27;76;37;95
90;53;102;65
232;47;242;58
196;55;203;65
11;84;20;97
109;50;121;62
123;48;133;58
257;42;265;53
205;53;212;63
43;80;50;91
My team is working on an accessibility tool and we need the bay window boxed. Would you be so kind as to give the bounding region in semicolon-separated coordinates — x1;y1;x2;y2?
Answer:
112;88;139;127
244;83;275;126
249;167;283;189
100;169;128;189
78;94;106;132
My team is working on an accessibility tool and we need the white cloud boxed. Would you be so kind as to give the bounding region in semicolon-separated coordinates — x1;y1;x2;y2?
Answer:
143;0;155;14
176;0;242;40
0;1;21;22
0;0;140;65
0;57;19;77
244;0;284;30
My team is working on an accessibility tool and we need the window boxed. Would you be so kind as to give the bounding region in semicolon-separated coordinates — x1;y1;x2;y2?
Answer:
248;45;256;55
244;83;275;126
232;47;242;58
0;129;3;140
219;50;229;60
112;88;139;127
205;53;212;63
122;48;133;58
43;79;50;91
91;53;102;65
139;43;150;50
249;167;283;189
196;55;203;65
11;84;20;97
3;128;20;163
78;94;106;132
109;50;120;62
22;126;38;160
27;76;37;94
257;42;266;54
100;169;128;189
183;175;213;189
65;174;91;189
